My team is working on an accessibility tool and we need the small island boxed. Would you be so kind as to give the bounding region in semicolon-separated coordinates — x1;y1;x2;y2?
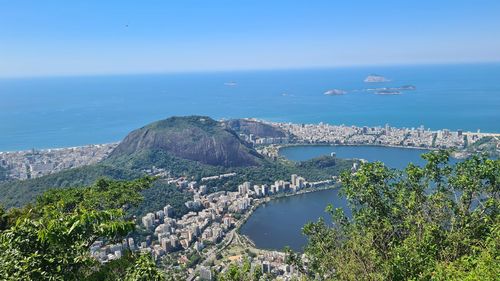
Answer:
367;85;416;95
324;89;347;95
376;90;401;95
364;74;390;83
399;85;416;90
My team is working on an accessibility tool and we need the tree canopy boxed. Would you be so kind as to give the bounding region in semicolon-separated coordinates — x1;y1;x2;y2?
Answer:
290;151;499;280
0;177;166;281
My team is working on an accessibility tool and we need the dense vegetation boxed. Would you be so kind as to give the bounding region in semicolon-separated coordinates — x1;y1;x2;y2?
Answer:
286;151;499;280
130;180;192;218
216;258;266;281
0;177;167;281
465;136;500;158
0;147;352;218
0;164;141;208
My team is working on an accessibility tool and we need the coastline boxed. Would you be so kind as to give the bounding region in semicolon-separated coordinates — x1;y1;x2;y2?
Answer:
2;118;500;154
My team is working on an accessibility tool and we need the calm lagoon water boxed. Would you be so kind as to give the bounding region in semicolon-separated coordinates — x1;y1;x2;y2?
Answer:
240;188;346;252
240;145;431;251
280;145;431;169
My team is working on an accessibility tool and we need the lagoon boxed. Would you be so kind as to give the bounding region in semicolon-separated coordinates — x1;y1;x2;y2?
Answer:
280;145;430;169
240;145;431;251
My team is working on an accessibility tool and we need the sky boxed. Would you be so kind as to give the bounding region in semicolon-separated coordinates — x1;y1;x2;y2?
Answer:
1;0;500;77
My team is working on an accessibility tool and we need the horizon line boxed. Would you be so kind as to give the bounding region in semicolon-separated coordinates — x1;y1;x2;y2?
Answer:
1;60;500;80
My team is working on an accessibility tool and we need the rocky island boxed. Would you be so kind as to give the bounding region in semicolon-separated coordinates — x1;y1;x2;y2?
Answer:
364;74;390;83
324;89;347;95
376;90;401;95
367;85;416;95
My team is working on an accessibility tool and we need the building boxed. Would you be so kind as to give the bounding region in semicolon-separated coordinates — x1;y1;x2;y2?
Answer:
142;213;155;229
164;205;173;217
199;266;212;280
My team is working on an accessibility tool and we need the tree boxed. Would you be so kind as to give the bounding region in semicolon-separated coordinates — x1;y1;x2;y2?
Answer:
0;177;166;280
217;258;263;281
0;205;7;231
290;151;499;280
124;253;166;281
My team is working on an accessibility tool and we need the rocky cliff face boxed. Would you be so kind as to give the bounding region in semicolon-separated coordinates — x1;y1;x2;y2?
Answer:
223;119;287;138
109;116;263;167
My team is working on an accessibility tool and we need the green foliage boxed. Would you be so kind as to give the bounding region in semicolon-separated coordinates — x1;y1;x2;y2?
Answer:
432;223;500;280
130;180;192;218
465;136;500;158
186;252;202;268
0;177;166;281
0;164;141;209
0;205;7;231
217;258;265;281
86;251;136;280
106;149;225;179
293;151;500;280
124;253;166;281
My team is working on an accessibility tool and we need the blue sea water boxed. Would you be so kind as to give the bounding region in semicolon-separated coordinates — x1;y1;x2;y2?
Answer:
1;63;499;151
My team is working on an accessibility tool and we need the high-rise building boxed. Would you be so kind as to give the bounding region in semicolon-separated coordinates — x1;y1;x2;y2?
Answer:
291;174;298;187
254;185;261;197
156;210;165;221
142;213;155;229
161;237;170;251
163;205;173;218
199;266;213;280
199;185;208;195
262;261;271;274
261;184;269;196
128;238;135;250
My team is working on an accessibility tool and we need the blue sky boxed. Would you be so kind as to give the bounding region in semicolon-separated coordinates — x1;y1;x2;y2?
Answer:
1;0;500;77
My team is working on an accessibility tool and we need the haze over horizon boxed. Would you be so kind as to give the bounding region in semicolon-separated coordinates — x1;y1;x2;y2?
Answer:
1;0;500;78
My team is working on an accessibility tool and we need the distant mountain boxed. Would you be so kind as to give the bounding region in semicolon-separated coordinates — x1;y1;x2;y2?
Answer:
222;119;288;139
108;116;264;167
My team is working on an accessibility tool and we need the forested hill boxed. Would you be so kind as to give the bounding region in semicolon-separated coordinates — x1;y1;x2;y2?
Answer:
108;116;264;167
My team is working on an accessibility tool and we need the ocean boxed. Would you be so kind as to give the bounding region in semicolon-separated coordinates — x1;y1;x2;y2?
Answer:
1;63;499;151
